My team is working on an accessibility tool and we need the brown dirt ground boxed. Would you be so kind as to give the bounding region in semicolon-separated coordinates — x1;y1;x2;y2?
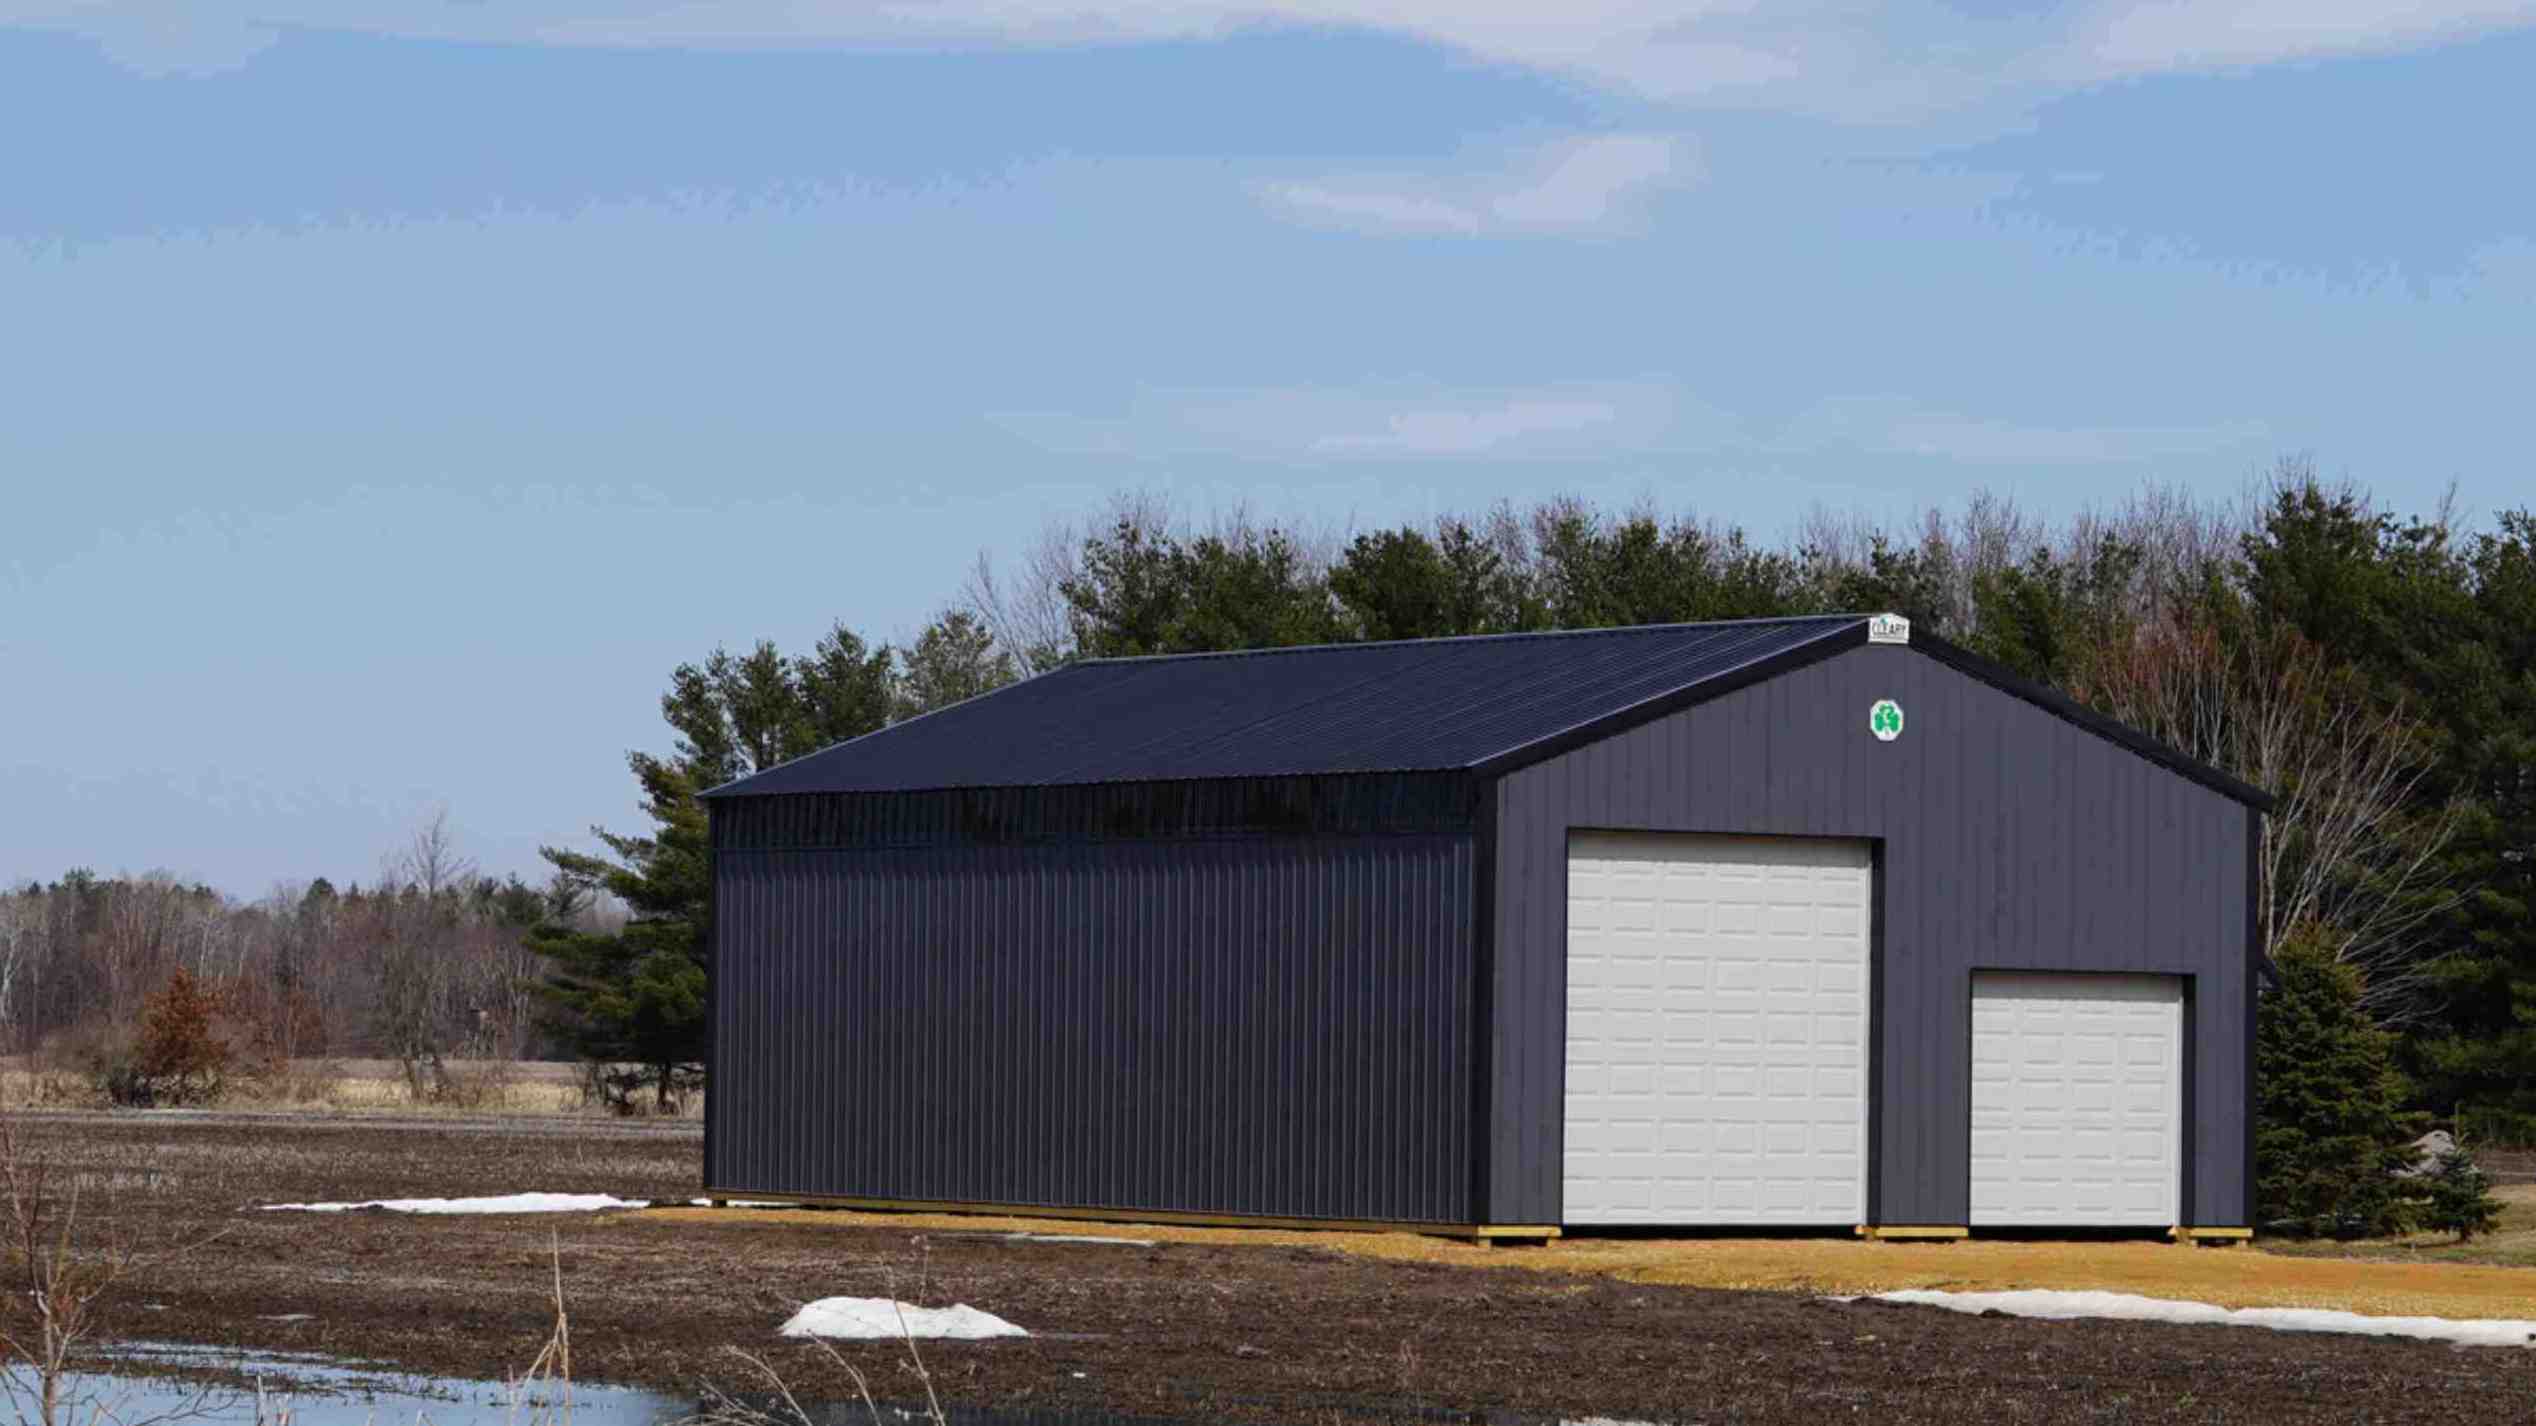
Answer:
23;1110;2536;1425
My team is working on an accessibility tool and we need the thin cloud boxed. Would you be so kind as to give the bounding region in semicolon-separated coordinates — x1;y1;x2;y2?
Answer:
7;4;278;73
1782;395;2272;466
2076;0;2536;77
17;2;2533;112
996;382;2272;466
991;379;1706;461
1313;398;1626;456
1256;134;1693;239
1258;185;1489;238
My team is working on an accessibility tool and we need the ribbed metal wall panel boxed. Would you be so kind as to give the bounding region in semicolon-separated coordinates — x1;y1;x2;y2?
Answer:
711;831;1477;1224
1489;643;2252;1228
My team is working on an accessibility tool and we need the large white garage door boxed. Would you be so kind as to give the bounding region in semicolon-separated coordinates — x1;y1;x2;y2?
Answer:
1563;832;1870;1226
1970;973;2182;1227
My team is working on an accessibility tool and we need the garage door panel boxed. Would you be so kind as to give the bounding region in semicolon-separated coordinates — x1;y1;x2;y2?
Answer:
1565;832;1869;1226
1970;972;2180;1227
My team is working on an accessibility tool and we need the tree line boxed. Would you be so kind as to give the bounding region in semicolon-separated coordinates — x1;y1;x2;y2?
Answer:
0;812;608;1102
16;460;2531;1222
565;462;2533;1177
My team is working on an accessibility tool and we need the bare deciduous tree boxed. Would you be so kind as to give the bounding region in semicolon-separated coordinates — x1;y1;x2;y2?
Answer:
963;514;1089;675
963;490;1211;673
371;809;478;1101
0;895;44;1057
2073;617;2466;1021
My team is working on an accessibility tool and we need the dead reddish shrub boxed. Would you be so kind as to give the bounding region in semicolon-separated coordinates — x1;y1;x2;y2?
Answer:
124;969;230;1107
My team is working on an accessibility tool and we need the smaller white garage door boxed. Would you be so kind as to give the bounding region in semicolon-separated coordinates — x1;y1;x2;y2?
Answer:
1970;973;2182;1227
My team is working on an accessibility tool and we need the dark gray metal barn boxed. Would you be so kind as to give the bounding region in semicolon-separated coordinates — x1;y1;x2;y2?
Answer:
703;614;2269;1236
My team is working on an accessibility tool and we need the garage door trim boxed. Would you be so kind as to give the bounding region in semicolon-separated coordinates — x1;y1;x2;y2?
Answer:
1967;970;2184;1228
1562;830;1875;1226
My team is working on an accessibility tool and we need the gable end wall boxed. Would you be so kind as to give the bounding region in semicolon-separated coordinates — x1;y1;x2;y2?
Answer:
1486;642;2252;1226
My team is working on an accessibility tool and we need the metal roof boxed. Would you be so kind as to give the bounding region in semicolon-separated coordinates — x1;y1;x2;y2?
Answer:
703;614;2274;809
705;615;1856;796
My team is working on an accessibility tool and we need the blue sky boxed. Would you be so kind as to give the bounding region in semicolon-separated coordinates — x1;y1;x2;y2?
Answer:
5;3;2532;895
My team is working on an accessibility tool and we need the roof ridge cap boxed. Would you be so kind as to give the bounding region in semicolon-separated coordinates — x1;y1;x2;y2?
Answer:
1076;613;1868;667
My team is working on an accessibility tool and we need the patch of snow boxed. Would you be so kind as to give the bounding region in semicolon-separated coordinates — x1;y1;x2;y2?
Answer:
685;1197;797;1208
778;1297;1028;1341
1867;1289;2536;1349
259;1193;647;1215
1003;1232;1156;1247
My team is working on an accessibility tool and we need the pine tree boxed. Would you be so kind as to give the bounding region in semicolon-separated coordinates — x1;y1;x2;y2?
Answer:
2255;924;2415;1235
2419;1143;2506;1242
532;755;712;1112
1330;518;1540;640
533;624;895;1111
895;610;1016;721
1060;512;1341;657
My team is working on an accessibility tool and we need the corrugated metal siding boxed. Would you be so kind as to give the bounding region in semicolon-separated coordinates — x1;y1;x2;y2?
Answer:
1490;643;2252;1228
711;830;1478;1224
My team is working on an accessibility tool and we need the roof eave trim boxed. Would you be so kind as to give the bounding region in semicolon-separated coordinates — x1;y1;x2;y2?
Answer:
1908;633;2278;812
1468;619;1871;781
702;767;1477;800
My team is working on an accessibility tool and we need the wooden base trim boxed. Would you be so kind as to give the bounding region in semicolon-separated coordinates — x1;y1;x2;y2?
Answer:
695;1189;1557;1242
2169;1225;2254;1247
1466;1225;1562;1245
1854;1224;1969;1241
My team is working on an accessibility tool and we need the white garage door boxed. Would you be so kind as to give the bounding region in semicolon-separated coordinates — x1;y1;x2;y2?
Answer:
1970;973;2181;1227
1563;832;1870;1226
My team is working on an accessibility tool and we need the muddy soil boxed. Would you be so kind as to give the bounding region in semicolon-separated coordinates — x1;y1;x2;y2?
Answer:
22;1111;2534;1424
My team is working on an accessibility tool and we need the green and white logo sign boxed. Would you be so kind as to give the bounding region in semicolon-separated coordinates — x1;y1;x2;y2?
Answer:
1869;698;1905;742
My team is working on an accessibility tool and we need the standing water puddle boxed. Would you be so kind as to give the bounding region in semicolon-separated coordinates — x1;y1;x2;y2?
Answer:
59;1342;1651;1426
55;1342;687;1426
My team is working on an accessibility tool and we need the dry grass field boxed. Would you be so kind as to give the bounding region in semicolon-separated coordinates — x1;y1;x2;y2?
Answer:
0;1057;704;1118
651;1190;2536;1321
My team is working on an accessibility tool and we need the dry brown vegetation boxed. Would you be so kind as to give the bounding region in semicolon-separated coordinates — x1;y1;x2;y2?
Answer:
0;1059;701;1119
663;1200;2536;1321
